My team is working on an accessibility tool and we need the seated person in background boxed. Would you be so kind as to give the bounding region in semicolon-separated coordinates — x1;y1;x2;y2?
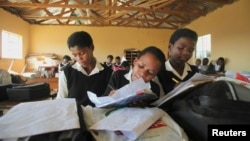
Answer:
112;56;122;71
58;55;72;72
0;68;12;84
214;57;225;73
56;31;113;106
207;57;225;74
200;57;209;72
104;46;166;99
157;28;199;94
120;61;131;72
195;58;202;71
102;54;114;69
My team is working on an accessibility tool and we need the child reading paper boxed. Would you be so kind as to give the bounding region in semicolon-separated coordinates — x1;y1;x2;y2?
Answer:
103;46;166;104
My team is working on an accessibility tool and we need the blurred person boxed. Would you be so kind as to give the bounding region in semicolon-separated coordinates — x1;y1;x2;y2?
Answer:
0;68;12;84
102;55;114;69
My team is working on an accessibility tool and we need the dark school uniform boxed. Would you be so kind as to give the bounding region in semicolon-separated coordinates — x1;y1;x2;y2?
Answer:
103;70;160;98
157;64;199;94
63;63;113;106
102;62;113;70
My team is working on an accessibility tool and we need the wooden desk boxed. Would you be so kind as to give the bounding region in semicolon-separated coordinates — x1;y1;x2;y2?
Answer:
26;78;58;90
38;66;58;78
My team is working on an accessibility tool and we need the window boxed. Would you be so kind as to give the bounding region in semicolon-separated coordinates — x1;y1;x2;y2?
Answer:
1;30;23;59
196;34;211;58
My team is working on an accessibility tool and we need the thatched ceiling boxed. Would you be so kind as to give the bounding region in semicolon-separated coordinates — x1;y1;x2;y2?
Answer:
0;0;238;29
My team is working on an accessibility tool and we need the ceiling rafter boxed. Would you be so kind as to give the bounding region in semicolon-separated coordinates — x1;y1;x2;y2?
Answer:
0;0;238;29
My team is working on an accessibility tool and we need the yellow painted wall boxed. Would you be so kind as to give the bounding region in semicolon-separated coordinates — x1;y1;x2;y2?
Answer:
187;0;250;72
29;26;172;62
0;9;30;73
1;0;249;73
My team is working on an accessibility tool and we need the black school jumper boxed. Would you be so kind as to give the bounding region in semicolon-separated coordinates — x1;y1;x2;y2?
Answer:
103;70;160;98
64;64;113;106
157;64;199;94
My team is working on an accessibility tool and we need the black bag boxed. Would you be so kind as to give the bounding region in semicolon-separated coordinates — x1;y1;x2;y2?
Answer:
7;82;51;101
0;84;13;101
0;84;20;101
160;80;250;141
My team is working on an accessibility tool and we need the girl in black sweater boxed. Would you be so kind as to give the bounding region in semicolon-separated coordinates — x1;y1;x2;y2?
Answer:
56;31;113;106
157;28;199;94
104;46;166;103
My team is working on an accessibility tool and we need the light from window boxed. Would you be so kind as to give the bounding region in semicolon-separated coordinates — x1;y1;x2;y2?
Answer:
1;30;23;59
196;34;211;58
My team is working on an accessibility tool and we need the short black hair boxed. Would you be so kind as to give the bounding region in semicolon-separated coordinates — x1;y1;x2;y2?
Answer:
169;28;198;44
63;55;71;61
202;58;209;65
67;31;93;49
218;57;225;62
115;56;121;60
121;61;130;67
138;46;166;70
107;55;114;59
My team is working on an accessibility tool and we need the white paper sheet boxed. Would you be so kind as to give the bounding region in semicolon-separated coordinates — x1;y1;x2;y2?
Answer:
151;73;214;107
0;99;80;139
81;106;188;141
89;107;165;140
88;78;156;108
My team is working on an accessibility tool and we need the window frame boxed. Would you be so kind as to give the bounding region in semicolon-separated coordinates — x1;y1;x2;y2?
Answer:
1;30;23;59
195;34;211;58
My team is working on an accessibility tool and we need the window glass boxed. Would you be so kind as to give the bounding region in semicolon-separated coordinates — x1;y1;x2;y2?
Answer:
196;34;211;58
1;30;23;59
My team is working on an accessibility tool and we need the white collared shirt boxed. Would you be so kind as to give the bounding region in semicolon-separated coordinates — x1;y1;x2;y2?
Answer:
124;69;151;89
56;60;105;99
165;60;192;80
71;61;104;76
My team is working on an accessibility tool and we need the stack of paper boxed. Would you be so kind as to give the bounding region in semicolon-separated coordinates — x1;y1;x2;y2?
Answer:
89;107;165;140
0;99;79;139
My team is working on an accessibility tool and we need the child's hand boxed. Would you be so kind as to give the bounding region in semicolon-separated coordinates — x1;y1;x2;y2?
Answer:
108;90;117;96
174;82;181;88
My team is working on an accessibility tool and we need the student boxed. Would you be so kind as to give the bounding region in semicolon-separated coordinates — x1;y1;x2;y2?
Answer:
102;54;114;69
0;68;12;84
120;61;130;72
200;57;209;73
112;56;122;71
104;46;166;99
58;55;72;72
213;57;225;72
56;31;113;106
157;28;199;94
195;58;202;71
207;57;225;74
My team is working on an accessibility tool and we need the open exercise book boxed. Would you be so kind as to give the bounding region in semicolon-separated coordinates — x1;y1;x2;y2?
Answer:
151;73;214;107
88;78;158;108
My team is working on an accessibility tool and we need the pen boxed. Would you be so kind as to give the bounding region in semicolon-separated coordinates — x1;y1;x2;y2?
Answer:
172;78;179;83
108;84;115;90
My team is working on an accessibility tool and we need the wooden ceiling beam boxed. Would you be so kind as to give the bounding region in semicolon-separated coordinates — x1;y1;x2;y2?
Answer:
22;14;188;24
0;1;189;15
196;0;235;5
0;0;238;29
0;2;148;11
